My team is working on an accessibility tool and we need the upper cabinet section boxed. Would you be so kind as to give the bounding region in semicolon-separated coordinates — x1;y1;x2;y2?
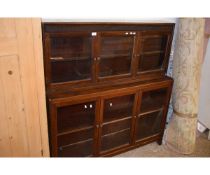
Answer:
42;23;174;89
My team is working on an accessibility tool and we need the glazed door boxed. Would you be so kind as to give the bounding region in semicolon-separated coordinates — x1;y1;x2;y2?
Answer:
98;92;137;154
96;31;137;81
135;31;172;76
134;86;170;143
44;32;95;85
50;98;100;157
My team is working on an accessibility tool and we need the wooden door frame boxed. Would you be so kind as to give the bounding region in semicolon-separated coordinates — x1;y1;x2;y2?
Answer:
135;30;174;79
95;31;137;82
49;96;100;157
97;89;138;155
43;31;97;89
133;82;173;145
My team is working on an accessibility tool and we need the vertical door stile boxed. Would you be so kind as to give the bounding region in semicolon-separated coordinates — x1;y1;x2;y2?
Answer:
44;34;52;87
160;84;173;135
93;97;101;156
97;96;104;155
31;19;50;157
135;32;143;76
162;33;173;72
133;91;143;144
95;32;100;82
132;32;140;77
130;91;139;144
91;32;97;83
50;102;58;157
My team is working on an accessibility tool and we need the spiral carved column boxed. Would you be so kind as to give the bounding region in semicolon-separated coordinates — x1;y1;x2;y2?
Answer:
165;18;205;154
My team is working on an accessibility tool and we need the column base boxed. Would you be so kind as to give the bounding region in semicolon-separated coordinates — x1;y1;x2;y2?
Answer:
165;112;197;155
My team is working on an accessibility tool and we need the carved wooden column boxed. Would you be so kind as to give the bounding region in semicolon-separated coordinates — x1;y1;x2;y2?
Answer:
165;18;205;154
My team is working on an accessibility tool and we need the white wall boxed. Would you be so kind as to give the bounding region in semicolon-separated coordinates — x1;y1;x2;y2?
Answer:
198;38;210;129
42;18;177;23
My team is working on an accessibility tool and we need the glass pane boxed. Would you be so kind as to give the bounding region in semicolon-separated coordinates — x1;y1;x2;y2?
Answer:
100;94;134;152
99;35;134;77
138;35;167;73
138;53;164;72
142;35;167;52
49;36;92;82
58;128;94;147
101;127;130;152
102;118;131;135
136;110;163;141
103;94;134;123
140;88;167;113
58;139;93;157
57;101;95;133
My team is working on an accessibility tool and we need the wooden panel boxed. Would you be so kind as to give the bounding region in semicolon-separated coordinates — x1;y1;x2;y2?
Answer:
0;18;49;157
0;19;18;57
0;67;12;156
0;19;16;38
0;55;29;156
31;19;50;157
0;38;18;57
15;19;43;156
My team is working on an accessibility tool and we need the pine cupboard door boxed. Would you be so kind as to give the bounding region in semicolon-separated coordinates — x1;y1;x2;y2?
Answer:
96;31;137;81
98;91;138;155
49;97;100;157
135;31;173;78
44;32;96;86
0;19;49;157
134;84;172;143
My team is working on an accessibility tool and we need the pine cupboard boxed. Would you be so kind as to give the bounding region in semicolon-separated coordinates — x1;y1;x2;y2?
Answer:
43;22;174;157
0;18;49;157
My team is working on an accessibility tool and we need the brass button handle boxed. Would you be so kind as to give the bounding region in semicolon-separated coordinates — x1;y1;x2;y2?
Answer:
94;57;100;61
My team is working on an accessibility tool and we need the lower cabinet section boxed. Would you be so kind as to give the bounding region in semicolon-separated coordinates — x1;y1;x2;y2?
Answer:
48;78;173;157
